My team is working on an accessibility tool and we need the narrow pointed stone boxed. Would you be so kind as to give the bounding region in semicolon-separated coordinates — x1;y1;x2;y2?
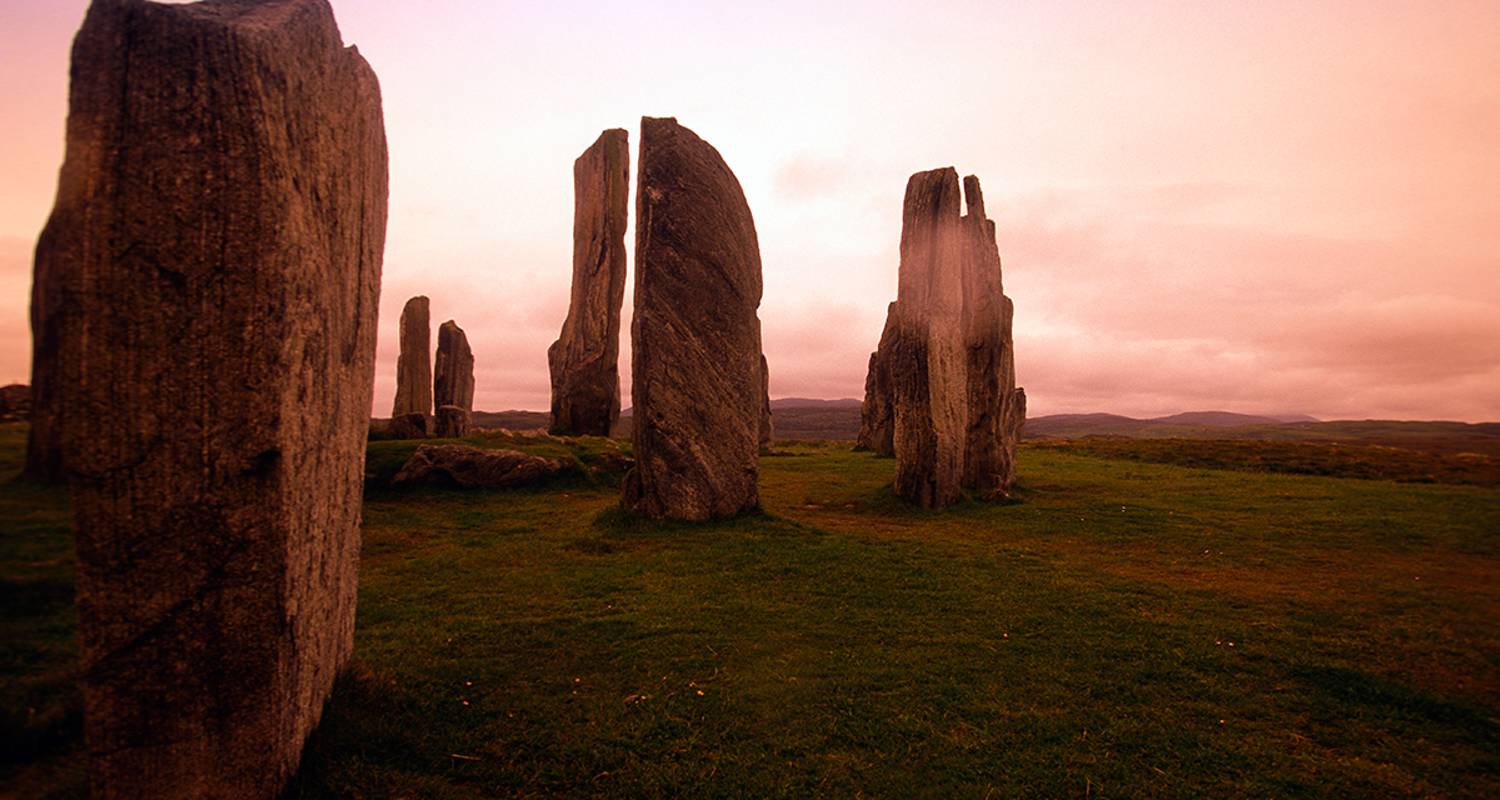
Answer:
960;175;1012;497
759;353;774;452
856;302;898;456
886;167;967;509
390;295;432;438
624;117;764;520
548;129;629;436
47;1;388;795
434;320;475;437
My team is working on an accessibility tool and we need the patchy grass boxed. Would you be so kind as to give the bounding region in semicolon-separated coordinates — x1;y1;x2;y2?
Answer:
2;430;1496;798
1034;435;1500;486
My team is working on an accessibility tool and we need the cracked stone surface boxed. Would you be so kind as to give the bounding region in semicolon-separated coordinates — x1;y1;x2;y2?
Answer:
624;117;764;521
46;1;387;795
548;129;629;437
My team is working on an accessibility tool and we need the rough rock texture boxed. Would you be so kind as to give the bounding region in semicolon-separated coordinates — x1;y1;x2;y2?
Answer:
623;117;764;520
26;235;67;481
855;303;897;456
388;412;427;439
886;168;967;508
45;1;387;797
392;444;562;488
959;176;1013;498
1002;386;1027;488
548;129;629;437
390;296;431;436
434;405;472;438
759;354;774;452
0;384;30;423
434;319;474;416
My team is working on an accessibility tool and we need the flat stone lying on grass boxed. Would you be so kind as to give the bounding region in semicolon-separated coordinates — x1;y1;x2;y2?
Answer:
393;445;564;488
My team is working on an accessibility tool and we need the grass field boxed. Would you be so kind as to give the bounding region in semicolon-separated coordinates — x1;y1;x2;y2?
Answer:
3;423;1498;797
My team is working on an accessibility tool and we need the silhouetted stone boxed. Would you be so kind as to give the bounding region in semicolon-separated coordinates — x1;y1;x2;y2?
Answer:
392;444;562;488
549;129;629;437
25;239;67;482
624;117;764;520
960;176;1012;498
391;296;431;437
886;168;967;509
856;303;897;456
47;1;387;796
389;412;427;439
434;405;472;438
760;354;774;452
434;319;474;419
0;384;29;423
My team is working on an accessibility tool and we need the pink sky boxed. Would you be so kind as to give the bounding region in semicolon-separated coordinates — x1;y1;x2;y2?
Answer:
2;0;1497;421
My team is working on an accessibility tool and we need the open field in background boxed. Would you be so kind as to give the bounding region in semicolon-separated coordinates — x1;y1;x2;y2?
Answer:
3;422;1498;797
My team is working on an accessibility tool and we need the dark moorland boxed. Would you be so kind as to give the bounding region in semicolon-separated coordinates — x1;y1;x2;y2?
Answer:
3;422;1498;797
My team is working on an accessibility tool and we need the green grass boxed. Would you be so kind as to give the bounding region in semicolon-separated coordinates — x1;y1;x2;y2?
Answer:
2;426;1497;798
1034;436;1500;486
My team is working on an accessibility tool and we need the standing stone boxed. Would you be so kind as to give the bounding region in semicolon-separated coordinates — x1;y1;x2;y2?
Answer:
434;320;474;437
390;296;432;439
855;303;897;456
1002;386;1027;489
885;168;967;509
624;117;764;520
959;176;1012;498
25;238;68;482
48;1;387;797
548;129;629;437
759;354;774;452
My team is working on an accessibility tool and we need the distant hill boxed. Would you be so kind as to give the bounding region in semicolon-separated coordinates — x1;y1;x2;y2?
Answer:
379;403;1499;458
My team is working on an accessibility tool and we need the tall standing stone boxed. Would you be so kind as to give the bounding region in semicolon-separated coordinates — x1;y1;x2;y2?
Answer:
959;176;1012;498
624;117;764;520
759;353;774;452
434;320;475;437
24;242;67;482
855;303;897;456
47;1;387;797
548;129;629;437
390;295;432;439
885;168;967;509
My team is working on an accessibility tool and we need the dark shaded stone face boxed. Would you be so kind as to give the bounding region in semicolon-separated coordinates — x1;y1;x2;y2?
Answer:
549;128;630;437
624;117;764;521
391;295;432;436
46;0;387;796
856;303;899;457
434;320;475;415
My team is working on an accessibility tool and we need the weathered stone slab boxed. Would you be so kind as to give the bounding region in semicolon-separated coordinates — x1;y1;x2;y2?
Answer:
960;176;1012;498
392;444;562;488
623;117;764;520
391;295;431;436
434;404;472;438
388;412;428;439
0;384;29;423
549;129;629;437
759;354;774;452
856;303;898;456
434;319;474;417
48;1;387;796
887;168;967;508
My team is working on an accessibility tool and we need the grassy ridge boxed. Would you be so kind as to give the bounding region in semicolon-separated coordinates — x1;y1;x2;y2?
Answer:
1034;436;1500;486
2;428;1497;797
